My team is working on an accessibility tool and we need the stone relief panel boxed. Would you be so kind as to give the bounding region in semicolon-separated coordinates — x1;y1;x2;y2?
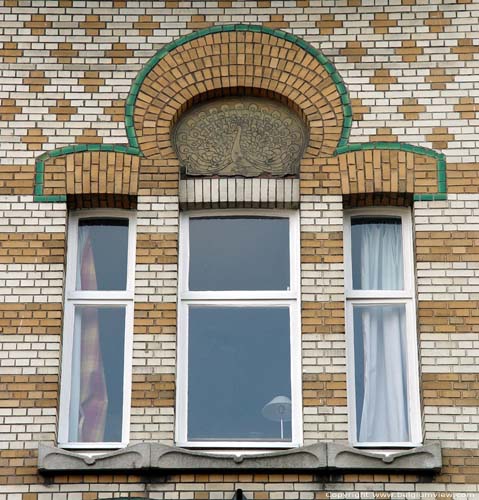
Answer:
173;97;308;177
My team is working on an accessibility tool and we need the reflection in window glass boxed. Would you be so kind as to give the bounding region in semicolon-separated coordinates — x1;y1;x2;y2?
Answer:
189;217;290;291
76;219;129;291
69;306;125;443
188;306;291;441
353;304;409;443
351;217;403;290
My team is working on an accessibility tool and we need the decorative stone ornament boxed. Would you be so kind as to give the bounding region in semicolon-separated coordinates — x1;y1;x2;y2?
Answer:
173;97;308;177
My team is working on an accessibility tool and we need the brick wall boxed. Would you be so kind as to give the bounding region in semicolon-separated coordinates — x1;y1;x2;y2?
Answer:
1;0;479;497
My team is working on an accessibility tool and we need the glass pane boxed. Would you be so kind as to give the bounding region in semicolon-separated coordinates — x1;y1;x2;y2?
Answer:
188;306;291;441
353;304;409;443
76;218;129;291
69;306;125;443
351;217;404;290
188;217;290;291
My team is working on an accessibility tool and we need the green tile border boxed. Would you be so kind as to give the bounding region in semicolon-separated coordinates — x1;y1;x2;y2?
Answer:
124;24;353;151
335;142;447;200
33;144;142;202
413;193;448;202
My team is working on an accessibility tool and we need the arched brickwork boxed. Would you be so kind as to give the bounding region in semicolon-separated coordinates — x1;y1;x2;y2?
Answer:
128;26;350;160
33;26;446;204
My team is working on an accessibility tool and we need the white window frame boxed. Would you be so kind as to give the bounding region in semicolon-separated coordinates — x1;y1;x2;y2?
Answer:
176;209;303;449
344;207;422;448
58;209;136;449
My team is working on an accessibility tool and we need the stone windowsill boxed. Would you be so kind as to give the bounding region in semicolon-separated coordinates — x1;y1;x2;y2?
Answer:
38;441;442;473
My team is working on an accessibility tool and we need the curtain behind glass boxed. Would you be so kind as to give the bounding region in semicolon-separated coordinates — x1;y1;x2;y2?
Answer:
352;217;409;443
352;218;403;290
69;229;108;442
354;305;409;443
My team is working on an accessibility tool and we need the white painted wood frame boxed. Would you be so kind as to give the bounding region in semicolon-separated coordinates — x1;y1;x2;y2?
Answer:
176;209;303;449
58;209;136;449
343;207;422;448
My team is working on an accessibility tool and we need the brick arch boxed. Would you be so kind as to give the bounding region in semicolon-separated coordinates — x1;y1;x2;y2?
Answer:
127;25;352;161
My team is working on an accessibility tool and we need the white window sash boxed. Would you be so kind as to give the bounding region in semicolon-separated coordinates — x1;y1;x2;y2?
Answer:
344;208;422;448
176;210;302;448
58;209;136;449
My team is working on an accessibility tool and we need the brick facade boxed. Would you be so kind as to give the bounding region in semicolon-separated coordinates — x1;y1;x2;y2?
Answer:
1;0;479;498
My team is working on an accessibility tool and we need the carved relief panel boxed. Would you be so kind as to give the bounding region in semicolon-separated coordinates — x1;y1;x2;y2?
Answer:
173;97;308;177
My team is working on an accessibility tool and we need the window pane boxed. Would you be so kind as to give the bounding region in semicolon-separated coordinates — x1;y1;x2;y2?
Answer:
69;306;125;443
353;304;409;443
351;217;403;290
76;218;129;291
189;217;290;291
188;306;291;441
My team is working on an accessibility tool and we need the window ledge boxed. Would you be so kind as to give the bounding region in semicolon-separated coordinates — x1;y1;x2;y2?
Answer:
38;442;441;474
327;442;442;471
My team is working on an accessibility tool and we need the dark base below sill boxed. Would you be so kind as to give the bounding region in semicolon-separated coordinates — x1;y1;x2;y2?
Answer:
38;442;442;473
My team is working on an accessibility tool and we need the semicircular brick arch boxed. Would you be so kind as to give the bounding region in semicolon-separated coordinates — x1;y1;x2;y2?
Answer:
129;26;351;161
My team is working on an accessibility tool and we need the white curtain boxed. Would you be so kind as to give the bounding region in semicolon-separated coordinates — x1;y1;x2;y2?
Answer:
356;221;409;443
357;220;403;291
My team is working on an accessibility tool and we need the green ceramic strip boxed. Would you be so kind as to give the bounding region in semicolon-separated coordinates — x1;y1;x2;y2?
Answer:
34;195;67;203
124;24;353;153
437;156;447;193
335;142;442;159
413;193;448;202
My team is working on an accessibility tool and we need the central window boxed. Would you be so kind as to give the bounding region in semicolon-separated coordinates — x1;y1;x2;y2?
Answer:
176;211;301;448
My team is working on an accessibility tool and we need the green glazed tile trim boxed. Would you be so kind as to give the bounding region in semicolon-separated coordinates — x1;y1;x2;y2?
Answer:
335;142;443;159
34;195;68;203
413;193;448;202
437;155;447;194
125;24;353;152
335;142;448;200
34;144;142;203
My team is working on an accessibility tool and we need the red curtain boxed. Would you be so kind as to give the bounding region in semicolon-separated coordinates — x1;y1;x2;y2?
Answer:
78;235;108;442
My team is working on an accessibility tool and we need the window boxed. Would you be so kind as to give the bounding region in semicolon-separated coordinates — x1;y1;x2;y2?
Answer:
344;208;421;447
58;210;136;448
176;210;301;448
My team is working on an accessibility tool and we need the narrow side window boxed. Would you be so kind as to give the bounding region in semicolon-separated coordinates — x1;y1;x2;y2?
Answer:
344;209;421;447
58;211;136;448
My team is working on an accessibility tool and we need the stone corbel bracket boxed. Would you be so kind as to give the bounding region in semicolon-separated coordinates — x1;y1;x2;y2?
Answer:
38;442;441;474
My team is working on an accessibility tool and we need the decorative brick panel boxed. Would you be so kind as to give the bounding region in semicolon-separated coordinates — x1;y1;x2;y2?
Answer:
0;374;58;409
134;303;176;336
40;148;141;207
0;303;62;335
179;178;300;209
337;146;444;205
417;231;479;263
419;301;479;334
131;373;175;408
